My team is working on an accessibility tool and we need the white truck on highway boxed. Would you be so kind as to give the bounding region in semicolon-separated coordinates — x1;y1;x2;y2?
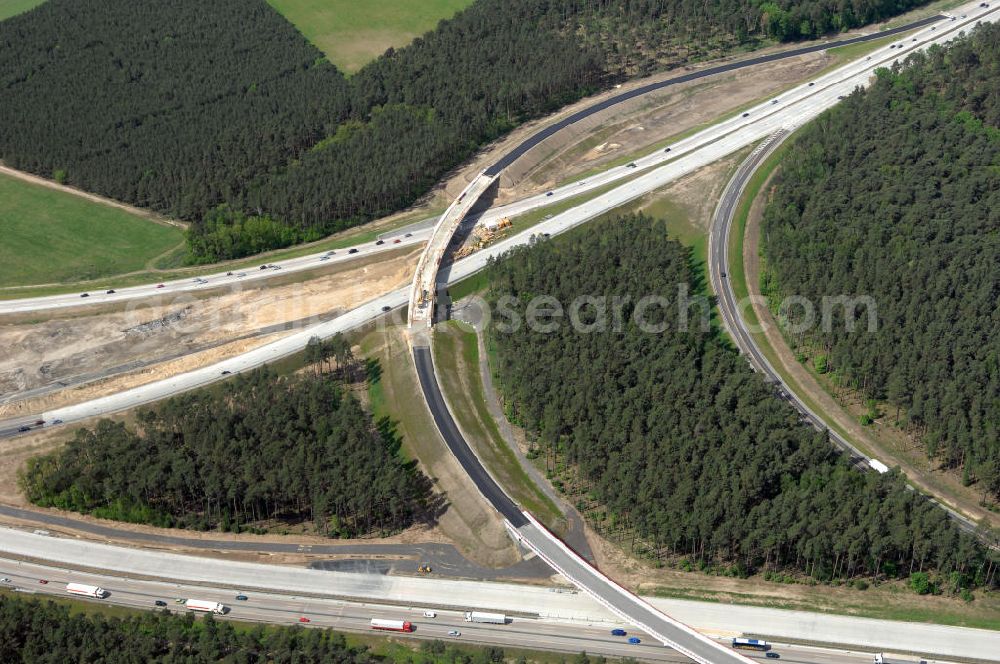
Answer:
65;583;108;599
874;653;926;664
184;599;227;614
464;611;506;624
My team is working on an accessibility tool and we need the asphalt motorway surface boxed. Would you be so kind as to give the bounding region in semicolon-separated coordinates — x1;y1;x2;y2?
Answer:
0;11;947;318
4;4;994;435
0;557;884;664
0;219;433;315
411;346;527;527
706;131;982;538
484;15;944;175
413;346;758;664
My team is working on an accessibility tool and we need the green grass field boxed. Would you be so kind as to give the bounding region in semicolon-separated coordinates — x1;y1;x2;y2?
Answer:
0;0;44;21
267;0;473;73
0;173;184;288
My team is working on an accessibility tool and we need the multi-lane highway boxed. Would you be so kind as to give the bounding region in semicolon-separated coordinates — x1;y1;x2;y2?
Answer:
3;4;999;661
0;10;955;319
3;531;997;661
0;221;432;315
2;2;992;433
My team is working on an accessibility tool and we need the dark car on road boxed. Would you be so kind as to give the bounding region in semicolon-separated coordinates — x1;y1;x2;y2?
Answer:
628;637;641;645
611;628;627;636
348;248;359;254
235;594;248;601
375;239;384;245
154;600;167;607
79;293;89;298
18;426;31;432
106;289;115;294
766;653;780;659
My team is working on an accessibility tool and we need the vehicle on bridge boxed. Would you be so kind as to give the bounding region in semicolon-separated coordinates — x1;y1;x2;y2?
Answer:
732;637;769;651
370;618;414;632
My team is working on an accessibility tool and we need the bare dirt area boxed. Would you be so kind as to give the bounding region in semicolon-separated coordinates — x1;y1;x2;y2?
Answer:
0;247;420;416
632;152;744;234
743;177;999;529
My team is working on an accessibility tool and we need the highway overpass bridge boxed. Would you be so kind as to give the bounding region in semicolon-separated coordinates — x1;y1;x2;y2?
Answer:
4;6;997;661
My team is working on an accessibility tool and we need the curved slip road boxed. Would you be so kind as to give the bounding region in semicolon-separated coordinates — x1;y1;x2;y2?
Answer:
411;344;757;664
4;3;993;436
706;132;984;538
2;7;998;660
0;11;947;318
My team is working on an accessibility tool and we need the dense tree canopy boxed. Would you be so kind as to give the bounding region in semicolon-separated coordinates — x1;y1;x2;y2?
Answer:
20;364;431;538
760;23;1000;500
483;215;996;587
0;596;376;664
0;0;935;262
0;595;536;664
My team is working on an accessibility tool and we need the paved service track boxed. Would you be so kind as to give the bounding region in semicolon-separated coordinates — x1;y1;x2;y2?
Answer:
0;504;548;580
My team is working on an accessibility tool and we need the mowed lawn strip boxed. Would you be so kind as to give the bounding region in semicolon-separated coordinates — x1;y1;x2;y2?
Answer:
0;173;183;288
267;0;473;73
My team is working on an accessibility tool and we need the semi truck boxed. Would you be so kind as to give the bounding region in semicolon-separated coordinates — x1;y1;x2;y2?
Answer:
370;618;414;632
65;583;108;599
464;611;506;624
873;654;926;664
732;637;769;651
184;599;227;614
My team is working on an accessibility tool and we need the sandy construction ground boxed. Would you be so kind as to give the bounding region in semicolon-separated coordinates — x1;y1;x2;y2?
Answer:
0;247;420;416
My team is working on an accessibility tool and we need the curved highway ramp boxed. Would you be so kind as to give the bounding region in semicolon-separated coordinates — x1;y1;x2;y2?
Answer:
412;345;754;664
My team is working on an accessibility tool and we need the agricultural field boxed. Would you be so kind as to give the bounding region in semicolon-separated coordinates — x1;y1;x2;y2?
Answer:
267;0;473;73
0;0;43;21
0;173;183;288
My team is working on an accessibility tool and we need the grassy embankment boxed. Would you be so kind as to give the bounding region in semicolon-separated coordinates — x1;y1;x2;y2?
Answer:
0;172;184;289
0;0;42;21
0;205;436;298
432;320;563;527
267;0;473;73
